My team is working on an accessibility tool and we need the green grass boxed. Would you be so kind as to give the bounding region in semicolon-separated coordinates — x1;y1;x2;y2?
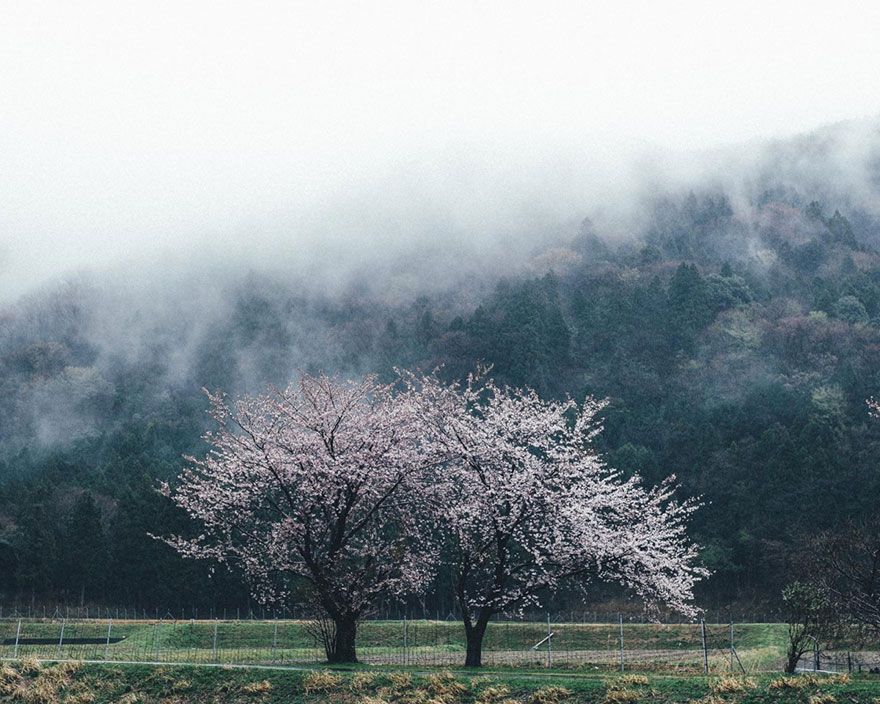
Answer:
0;618;870;673
2;660;879;703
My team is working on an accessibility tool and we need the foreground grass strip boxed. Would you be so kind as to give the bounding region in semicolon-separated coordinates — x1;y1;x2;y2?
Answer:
0;661;878;702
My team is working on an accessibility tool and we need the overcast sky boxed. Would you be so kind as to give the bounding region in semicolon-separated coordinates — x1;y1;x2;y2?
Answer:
3;0;880;300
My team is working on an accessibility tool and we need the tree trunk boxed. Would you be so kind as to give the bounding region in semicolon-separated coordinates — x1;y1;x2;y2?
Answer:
328;612;359;663
464;612;491;667
785;651;799;674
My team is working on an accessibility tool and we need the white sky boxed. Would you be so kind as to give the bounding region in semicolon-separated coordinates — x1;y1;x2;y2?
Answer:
2;0;880;299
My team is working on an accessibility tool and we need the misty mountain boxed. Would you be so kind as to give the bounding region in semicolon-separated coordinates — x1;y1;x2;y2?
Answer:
2;119;880;610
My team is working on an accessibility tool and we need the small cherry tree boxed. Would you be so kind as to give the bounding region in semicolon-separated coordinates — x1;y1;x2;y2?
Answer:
413;372;707;667
160;373;440;663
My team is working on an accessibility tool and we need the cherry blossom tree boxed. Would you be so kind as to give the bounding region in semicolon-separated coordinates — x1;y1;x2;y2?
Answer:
412;371;707;667
160;372;441;663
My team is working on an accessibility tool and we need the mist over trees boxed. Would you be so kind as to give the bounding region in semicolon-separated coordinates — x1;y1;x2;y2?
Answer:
2;122;880;613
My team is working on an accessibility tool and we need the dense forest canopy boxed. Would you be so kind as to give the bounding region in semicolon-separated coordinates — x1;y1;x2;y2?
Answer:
2;121;880;614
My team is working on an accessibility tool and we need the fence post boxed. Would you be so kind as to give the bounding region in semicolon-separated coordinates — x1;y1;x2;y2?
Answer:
272;618;278;663
813;640;819;672
730;619;734;672
105;618;113;660
618;615;624;672
155;620;162;661
403;616;408;666
546;613;552;669
57;618;66;659
13;618;21;658
212;619;218;663
700;619;708;674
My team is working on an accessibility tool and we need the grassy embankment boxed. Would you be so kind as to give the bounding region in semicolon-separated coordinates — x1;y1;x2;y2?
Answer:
2;659;879;703
0;620;815;671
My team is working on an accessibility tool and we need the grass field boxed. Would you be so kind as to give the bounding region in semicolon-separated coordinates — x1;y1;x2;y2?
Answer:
2;659;880;703
4;618;875;674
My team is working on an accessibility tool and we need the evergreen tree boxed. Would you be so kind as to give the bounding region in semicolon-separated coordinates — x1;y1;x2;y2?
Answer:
62;492;107;605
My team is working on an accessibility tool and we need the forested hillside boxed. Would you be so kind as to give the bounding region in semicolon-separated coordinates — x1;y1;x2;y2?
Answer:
3;126;880;614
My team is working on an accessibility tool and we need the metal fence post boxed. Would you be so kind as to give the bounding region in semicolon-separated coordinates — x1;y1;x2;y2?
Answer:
546;613;552;669
700;619;708;674
729;619;734;672
272;618;278;663
105;618;113;660
212;619;218;663
155;620;162;661
13;618;21;658
403;615;408;666
618;615;624;671
57;618;66;659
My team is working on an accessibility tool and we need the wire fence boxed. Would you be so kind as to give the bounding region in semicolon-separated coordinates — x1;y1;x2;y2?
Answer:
5;615;874;673
0;603;788;623
796;649;880;675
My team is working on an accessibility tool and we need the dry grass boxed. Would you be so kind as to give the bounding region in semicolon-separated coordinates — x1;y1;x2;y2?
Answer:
242;679;273;695
603;675;646;704
303;669;343;693
171;678;191;692
0;663;22;696
0;660;86;704
708;675;756;694
807;694;836;704
17;657;42;675
613;674;649;687
476;683;515;704
531;685;573;703
769;672;850;690
425;671;468;700
20;676;63;703
769;676;807;690
690;697;726;704
602;688;641;704
350;672;377;692
359;697;392;704
387;671;414;691
65;693;96;704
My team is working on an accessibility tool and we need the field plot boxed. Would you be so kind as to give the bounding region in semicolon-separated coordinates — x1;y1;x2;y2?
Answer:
0;618;807;672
